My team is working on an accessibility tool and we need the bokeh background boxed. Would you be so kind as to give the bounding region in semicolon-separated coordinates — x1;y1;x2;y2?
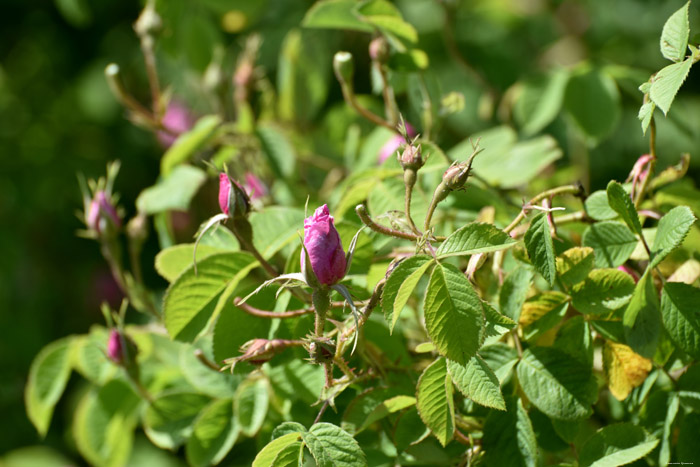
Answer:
1;0;699;462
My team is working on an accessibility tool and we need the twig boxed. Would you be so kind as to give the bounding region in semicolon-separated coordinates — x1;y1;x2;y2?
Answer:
233;298;313;319
356;204;445;241
503;184;586;234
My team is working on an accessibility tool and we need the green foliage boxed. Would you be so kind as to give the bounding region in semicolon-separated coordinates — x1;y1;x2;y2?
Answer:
19;0;700;465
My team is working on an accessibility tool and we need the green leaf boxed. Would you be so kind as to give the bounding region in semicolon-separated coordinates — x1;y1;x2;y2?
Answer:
257;124;296;179
266;360;325;406
564;68;620;142
161;115;221;175
661;282;700;359
271;442;303;467
660;393;679;466
73;380;140;467
355;0;417;47
650;206;696;268
179;341;240;398
72;330;115;385
499;266;534;321
514;69;570;136
302;0;374;32
25;337;74;437
650;58;693;115
416;358;454;447
277;29;333;124
517;346;597;420
352;395;416;434
660;1;690;62
479;344;520;383
301;423;368;467
164;252;258;342
557;247;595;288
393;407;430;453
524;213;556;286
253;432;304;467
136;165;206;215
582;221;638;268
447;356;505;410
155;244;224;282
579;423;659;467
482;397;538;467
638;101;655;135
678;413;700;464
623;271;661;359
585;190;619;221
436;222;516;259
212;298;273;364
571;269;636;316
235;377;269;437
185;399;239;467
144;392;211;449
423;263;484;365
381;255;434;332
555;316;594;367
606;181;642;235
519;291;570;341
250;207;305;259
483;303;517;338
470;135;562;189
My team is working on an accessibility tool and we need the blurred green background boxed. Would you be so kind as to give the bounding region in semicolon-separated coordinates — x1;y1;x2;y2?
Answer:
1;0;699;462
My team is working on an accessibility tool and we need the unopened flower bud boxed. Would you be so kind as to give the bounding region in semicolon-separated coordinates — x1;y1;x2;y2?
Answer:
157;101;195;147
301;205;346;286
333;52;355;91
107;329;123;363
442;161;472;191
127;212;148;244
243;173;267;200
219;173;251;219
134;1;162;38
87;191;121;234
369;37;389;63
398;144;423;171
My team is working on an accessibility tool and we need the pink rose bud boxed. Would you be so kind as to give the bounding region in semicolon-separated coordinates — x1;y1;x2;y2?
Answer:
107;329;124;363
379;123;416;163
219;173;251;219
369;36;389;62
244;172;267;200
301;205;347;286
442;160;472;190
157;101;195;147
398;143;423;171
87;191;120;233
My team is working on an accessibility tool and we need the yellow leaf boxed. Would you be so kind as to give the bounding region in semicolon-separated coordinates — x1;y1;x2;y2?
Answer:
603;341;652;401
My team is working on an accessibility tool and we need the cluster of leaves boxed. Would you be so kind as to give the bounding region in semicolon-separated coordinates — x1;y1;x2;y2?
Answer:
20;1;700;466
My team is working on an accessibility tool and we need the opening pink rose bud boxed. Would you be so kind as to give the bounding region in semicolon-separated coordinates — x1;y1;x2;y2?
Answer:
157;101;195;147
219;173;251;219
379;123;416;163
107;329;124;363
87;191;120;233
301;204;347;286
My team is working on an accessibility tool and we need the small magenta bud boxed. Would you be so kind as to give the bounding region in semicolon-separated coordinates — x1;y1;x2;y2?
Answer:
369;37;389;62
243;172;267;200
333;52;355;89
219;173;251;219
107;329;124;363
301;205;346;286
157;101;195;147
87;191;121;234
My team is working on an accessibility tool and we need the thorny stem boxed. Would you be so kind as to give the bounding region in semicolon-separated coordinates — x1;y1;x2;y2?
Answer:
405;181;422;235
337;279;385;355
234;298;313;319
140;37;160;112
356;204;445;241
634;116;657;209
509;211;591;238
375;62;399;125
338;83;396;132
232;228;279;278
454;429;472;446
194;349;222;371
503;184;586;234
512;330;523;358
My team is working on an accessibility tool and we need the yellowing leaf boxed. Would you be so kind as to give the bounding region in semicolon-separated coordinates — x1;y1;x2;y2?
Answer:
603;341;652;401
